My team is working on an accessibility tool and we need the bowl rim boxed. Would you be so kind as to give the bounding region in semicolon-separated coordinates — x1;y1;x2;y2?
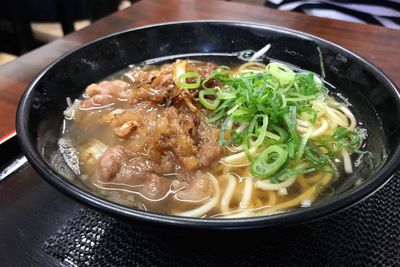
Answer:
16;20;400;229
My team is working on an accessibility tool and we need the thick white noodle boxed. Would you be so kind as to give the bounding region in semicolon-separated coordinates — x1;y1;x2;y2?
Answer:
309;119;329;137
221;147;258;165
342;148;353;174
339;106;357;129
219;161;250;168
220;174;237;214
297;118;329;137
297;119;311;127
311;101;326;114
240;177;253;209
297;125;310;133
326;107;348;127
255;175;297;190
327;118;338;129
175;173;220;218
226;144;244;153
238;62;266;73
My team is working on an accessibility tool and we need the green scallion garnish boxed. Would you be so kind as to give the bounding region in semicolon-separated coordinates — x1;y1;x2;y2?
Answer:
177;72;201;89
179;61;363;182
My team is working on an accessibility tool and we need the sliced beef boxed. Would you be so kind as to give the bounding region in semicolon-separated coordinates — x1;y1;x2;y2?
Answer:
125;67;160;87
141;175;170;200
81;80;130;109
80;94;114;109
197;122;223;167
94;148;171;200
128;85;168;104
115;157;170;200
109;108;145;138
86;80;130;97
83;60;225;205
187;62;217;78
94;145;132;182
176;172;213;202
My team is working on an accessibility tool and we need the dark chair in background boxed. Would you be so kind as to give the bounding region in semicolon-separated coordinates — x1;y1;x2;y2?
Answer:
0;0;36;55
0;0;138;57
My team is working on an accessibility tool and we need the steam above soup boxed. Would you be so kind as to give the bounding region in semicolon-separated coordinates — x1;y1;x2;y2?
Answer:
60;55;366;218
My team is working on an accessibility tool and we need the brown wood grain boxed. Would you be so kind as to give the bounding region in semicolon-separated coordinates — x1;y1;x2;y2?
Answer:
0;0;399;138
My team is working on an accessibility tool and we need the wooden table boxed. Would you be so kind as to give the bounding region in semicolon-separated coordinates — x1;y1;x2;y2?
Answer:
0;0;399;139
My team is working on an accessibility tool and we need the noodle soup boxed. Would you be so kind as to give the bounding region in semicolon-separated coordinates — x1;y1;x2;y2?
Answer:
60;56;366;218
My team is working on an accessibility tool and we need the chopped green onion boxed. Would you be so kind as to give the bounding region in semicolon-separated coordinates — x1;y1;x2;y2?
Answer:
287;141;295;159
227;102;242;115
243;133;253;161
296;128;312;162
304;143;332;166
278;167;316;182
199;89;220;110
266;62;295;85
265;131;281;141
216;65;230;72
231;108;253;122
176;72;201;89
317;47;326;79
286;94;317;102
250;145;288;179
283;106;300;149
218;116;231;146
192;58;366;182
251;115;269;148
264;124;287;145
217;91;237;100
299;107;318;124
333;127;361;150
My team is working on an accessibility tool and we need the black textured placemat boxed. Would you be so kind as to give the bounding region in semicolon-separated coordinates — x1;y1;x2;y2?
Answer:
44;175;400;267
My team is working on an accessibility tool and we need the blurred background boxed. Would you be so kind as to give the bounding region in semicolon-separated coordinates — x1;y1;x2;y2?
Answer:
0;0;398;66
0;0;140;65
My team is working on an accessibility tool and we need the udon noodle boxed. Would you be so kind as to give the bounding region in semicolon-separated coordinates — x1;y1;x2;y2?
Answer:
60;52;364;218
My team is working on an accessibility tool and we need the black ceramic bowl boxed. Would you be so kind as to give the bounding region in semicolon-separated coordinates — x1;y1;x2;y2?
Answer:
16;21;400;230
